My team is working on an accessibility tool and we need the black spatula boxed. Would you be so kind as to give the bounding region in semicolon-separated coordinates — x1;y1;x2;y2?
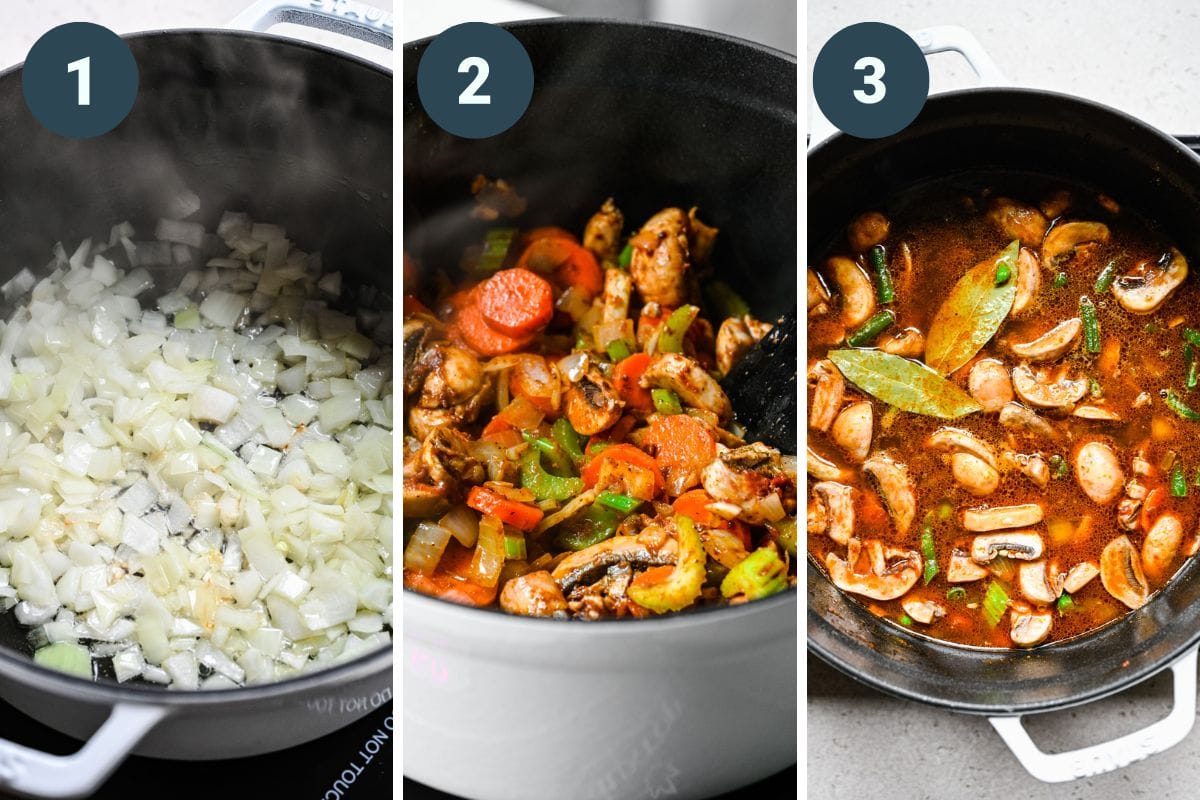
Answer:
720;307;797;452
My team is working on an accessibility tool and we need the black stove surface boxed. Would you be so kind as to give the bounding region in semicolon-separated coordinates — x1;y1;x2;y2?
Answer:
0;697;392;800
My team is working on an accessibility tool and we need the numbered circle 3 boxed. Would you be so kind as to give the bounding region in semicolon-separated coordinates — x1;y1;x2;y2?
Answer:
417;22;534;139
22;22;138;139
813;22;929;139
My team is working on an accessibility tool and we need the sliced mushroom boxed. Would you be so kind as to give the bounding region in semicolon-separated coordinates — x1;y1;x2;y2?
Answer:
1012;247;1041;316
998;402;1060;441
1072;405;1121;421
928;427;997;468
812;482;854;545
963;503;1044;532
1074;441;1125;505
825;540;920;601
847;211;890;253
1011;364;1088;409
877;327;926;358
1010;607;1053;647
901;597;946;625
987;197;1048;247
1010;318;1082;362
970;531;1045;562
499;571;568;617
830;401;873;464
1063;561;1100;593
808;359;845;433
826;256;876;328
1018;560;1064;605
947;549;990;582
552;533;678;595
1100;534;1149;609
1041;220;1110;269
968;360;1014;413
808;494;828;535
807;445;849;482
1112;248;1188;315
1001;451;1050;488
1142;512;1184;583
808;268;831;317
642;352;732;422
951;452;1000;497
862;453;916;535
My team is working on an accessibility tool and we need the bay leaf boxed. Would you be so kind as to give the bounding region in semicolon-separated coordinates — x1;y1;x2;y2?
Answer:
828;349;982;419
924;240;1020;375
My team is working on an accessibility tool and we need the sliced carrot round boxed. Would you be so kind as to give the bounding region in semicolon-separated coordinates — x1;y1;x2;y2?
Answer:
643;415;716;495
476;268;555;338
672;489;752;549
580;443;664;495
453;291;535;356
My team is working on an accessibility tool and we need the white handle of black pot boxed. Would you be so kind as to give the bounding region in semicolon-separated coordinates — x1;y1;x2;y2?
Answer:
0;703;169;799
809;24;1006;150
989;646;1199;782
229;0;393;55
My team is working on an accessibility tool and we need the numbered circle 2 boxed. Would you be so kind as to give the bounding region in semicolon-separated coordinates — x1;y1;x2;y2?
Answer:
417;22;534;139
813;22;929;139
22;22;138;139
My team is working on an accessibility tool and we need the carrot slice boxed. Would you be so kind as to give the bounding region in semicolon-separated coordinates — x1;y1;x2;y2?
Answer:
453;293;536;356
580;443;664;495
611;352;654;413
642;415;716;495
553;247;603;298
466;486;544;532
672;489;751;549
476;268;555;338
403;541;498;607
517;237;604;299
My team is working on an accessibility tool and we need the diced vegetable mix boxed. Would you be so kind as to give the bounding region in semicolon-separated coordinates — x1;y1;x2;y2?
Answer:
0;213;393;688
810;187;1199;649
403;190;797;618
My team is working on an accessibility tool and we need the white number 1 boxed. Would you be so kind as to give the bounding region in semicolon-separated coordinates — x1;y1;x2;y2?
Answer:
67;56;91;106
853;56;886;105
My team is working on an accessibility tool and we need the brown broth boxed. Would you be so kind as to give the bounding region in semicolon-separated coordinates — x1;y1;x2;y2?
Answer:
808;176;1200;648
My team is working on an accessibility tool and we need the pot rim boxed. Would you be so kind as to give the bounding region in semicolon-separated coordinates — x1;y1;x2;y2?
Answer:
0;27;393;705
806;86;1200;716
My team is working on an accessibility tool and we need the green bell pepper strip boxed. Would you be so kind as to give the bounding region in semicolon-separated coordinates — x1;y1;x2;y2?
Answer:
551;417;585;464
556;503;623;551
597;492;641;514
657;305;699;353
519;450;583;502
651;388;683;415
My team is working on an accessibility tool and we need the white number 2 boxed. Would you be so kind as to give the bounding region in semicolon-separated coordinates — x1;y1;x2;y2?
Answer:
458;56;491;105
852;56;886;105
67;56;91;106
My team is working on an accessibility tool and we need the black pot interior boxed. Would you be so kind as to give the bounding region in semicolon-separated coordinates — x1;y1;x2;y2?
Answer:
808;89;1200;714
0;31;391;685
403;19;797;321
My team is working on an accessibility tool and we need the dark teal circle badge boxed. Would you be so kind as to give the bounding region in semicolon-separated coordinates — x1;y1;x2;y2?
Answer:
417;22;534;139
813;22;929;139
22;22;138;139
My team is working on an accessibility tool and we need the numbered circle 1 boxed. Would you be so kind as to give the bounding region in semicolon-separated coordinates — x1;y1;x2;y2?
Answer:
417;22;534;139
812;22;929;139
22;22;138;139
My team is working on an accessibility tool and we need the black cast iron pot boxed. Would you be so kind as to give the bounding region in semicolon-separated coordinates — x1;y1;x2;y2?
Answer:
808;88;1200;719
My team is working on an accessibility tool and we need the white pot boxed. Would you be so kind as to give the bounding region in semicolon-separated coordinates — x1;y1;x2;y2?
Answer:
404;592;796;800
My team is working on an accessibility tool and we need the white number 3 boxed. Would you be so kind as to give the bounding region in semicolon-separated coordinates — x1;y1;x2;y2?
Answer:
458;56;491;105
67;56;91;106
853;56;886;105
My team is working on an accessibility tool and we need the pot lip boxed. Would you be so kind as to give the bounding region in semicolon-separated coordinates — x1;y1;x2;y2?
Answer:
402;16;797;67
807;85;1200;170
0;28;392;83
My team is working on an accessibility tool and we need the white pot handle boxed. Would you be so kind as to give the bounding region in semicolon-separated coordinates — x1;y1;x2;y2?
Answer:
989;646;1199;783
809;24;1006;150
229;0;394;51
0;702;169;799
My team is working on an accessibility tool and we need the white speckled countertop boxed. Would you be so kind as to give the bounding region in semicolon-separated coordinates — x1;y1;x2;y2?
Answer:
0;0;393;70
809;2;1200;798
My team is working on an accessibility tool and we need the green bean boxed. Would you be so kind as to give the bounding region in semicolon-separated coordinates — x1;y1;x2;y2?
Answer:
1183;327;1200;349
994;262;1012;285
1164;389;1200;421
1172;461;1188;497
946;587;967;601
1080;295;1100;353
1187;344;1199;391
921;528;939;585
1053;271;1068;288
898;614;913;626
1056;593;1075;613
868;245;895;303
846;309;895;347
1094;258;1120;294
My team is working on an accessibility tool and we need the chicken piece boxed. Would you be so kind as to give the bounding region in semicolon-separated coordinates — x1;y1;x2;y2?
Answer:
499;571;568;617
701;442;791;524
629;208;692;306
715;315;773;376
642;352;732;422
583;198;624;264
687;208;719;266
418;345;485;408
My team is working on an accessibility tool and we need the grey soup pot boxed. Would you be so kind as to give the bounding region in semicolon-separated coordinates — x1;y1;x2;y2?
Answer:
0;2;392;797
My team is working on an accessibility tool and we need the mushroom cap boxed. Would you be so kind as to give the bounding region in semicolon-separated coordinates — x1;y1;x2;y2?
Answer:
1100;534;1149;609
